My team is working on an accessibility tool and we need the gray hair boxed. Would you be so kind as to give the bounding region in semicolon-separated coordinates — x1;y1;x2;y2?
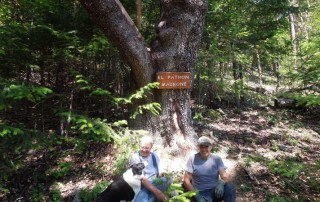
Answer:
140;135;153;146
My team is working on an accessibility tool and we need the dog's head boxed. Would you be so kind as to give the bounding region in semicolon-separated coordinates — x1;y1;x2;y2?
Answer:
130;162;145;176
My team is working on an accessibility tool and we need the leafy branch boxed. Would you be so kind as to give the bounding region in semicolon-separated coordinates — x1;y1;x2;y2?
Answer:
0;82;52;110
75;74;161;119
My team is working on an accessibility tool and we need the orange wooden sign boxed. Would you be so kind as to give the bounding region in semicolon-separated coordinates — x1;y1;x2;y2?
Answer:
156;72;191;89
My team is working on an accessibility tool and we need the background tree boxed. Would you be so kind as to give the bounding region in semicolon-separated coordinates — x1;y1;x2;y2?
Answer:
79;0;209;153
1;0;319;201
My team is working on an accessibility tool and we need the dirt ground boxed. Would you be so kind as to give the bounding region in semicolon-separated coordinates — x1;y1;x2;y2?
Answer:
2;106;319;202
193;107;320;202
56;106;320;202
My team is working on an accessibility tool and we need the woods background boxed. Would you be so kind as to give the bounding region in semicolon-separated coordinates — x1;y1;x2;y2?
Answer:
0;0;319;201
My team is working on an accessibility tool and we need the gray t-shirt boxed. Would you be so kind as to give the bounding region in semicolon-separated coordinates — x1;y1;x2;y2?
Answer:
185;153;226;191
130;152;160;180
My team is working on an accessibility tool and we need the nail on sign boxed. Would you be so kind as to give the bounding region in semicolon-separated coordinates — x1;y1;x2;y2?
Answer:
156;72;191;89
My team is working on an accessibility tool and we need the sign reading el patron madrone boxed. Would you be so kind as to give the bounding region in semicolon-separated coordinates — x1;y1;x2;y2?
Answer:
156;72;191;89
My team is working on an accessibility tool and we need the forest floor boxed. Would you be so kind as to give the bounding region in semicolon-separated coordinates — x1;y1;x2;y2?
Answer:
2;106;320;202
59;105;320;202
192;106;320;202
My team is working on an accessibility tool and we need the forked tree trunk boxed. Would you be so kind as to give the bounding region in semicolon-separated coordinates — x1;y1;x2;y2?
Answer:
79;0;208;154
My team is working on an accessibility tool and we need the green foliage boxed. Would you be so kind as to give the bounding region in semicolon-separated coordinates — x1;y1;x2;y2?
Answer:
242;153;320;199
79;181;109;202
30;183;47;202
276;92;320;107
59;112;122;142
154;171;196;202
0;129;55;191
0;81;52;110
0;80;55;198
267;195;300;202
292;94;320;107
167;183;196;202
206;109;223;119
268;159;304;179
49;162;73;179
240;183;250;193
49;188;63;202
306;160;320;192
75;73;161;120
192;105;223;123
0;124;24;137
130;102;161;119
112;130;146;176
0;0;319;201
211;146;219;153
267;114;281;126
115;82;159;104
193;112;204;121
115;82;161;119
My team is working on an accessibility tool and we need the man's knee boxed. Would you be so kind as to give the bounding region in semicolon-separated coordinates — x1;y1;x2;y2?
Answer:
224;183;235;194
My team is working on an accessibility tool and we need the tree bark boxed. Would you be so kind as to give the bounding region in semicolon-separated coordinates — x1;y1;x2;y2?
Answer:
233;59;244;107
256;48;263;87
273;60;281;93
151;1;208;153
289;0;298;73
79;0;153;88
79;0;208;153
136;0;142;27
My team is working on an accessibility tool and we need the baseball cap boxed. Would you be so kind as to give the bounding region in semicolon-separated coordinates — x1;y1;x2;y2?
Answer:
197;136;212;146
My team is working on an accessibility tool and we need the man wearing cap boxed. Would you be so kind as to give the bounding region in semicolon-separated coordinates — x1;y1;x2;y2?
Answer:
183;136;236;202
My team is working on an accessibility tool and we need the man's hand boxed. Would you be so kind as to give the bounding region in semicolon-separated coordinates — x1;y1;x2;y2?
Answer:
141;177;167;201
214;179;225;198
154;189;167;201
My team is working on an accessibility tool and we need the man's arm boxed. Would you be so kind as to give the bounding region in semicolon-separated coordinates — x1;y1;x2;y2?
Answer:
218;169;230;182
183;171;195;191
141;177;167;201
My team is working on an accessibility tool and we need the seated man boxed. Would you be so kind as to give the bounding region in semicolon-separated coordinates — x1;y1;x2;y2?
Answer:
183;136;236;202
130;135;171;202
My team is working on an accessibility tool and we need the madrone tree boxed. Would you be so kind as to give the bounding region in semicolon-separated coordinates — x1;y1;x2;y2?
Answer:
79;0;208;154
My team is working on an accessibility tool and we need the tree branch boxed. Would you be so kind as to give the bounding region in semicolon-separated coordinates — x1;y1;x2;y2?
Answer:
79;0;153;88
287;84;320;93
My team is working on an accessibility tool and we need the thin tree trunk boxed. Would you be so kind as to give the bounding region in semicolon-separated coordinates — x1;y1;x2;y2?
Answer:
136;0;142;27
219;62;224;85
256;48;263;86
289;0;298;77
233;60;241;107
25;66;31;125
273;60;281;93
40;67;45;132
239;63;244;103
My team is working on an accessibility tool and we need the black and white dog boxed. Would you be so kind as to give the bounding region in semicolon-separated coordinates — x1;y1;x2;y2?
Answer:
94;162;145;202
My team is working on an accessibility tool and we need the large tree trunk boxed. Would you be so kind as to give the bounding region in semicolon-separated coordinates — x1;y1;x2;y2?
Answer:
150;1;208;154
79;0;208;154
